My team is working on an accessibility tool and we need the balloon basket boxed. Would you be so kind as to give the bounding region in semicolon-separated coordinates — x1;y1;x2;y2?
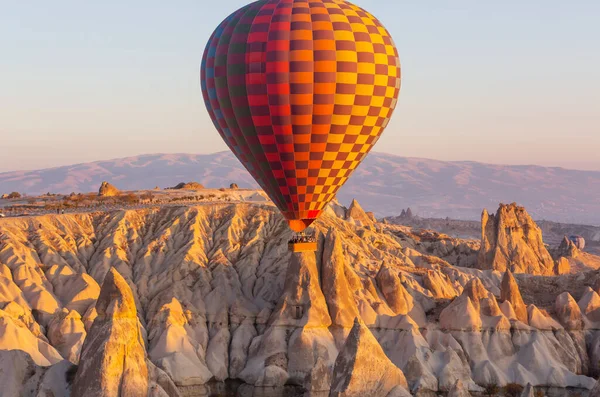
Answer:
288;232;317;252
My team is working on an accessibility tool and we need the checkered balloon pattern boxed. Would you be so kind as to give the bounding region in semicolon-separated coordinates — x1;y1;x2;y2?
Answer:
201;0;401;232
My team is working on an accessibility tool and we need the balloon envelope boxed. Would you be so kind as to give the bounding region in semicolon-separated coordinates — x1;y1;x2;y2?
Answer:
569;235;585;250
201;0;401;231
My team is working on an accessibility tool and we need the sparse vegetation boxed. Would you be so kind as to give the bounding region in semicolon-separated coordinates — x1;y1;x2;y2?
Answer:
503;383;524;397
7;192;22;199
483;382;500;397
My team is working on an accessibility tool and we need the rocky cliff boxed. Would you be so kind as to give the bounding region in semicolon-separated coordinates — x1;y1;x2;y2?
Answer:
1;203;600;395
478;203;555;275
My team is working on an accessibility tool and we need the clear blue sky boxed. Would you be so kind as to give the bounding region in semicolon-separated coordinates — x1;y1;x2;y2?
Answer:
1;0;599;172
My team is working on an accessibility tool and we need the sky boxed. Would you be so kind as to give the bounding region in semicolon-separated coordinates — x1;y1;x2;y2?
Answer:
1;0;599;172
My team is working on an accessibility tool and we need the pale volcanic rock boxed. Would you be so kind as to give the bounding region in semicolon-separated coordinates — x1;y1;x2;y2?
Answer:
555;292;585;330
0;305;63;366
72;267;149;397
82;305;97;332
448;379;471;397
376;264;411;315
375;264;426;326
2;300;43;336
499;300;518;321
45;264;100;315
9;262;60;326
500;270;528;324
440;278;509;331
329;318;408;397
423;270;458;299
240;250;337;388
270;251;331;328
205;322;230;381
439;294;482;331
477;204;555;275
47;308;86;363
591;377;600;397
527;305;562;330
229;317;257;379
346;199;374;227
578;287;600;322
2;203;600;393
98;181;120;197
0;350;72;397
147;297;213;386
521;383;535;397
321;229;360;328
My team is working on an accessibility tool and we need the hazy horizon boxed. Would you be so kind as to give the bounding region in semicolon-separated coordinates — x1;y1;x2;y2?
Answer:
2;0;599;172
2;149;600;175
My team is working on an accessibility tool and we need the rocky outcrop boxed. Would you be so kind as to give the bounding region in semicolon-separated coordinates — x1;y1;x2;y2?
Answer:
477;203;554;275
147;298;212;386
554;257;571;275
555;292;585;330
500;270;528;324
346;199;374;227
557;236;580;258
72;268;149;396
520;383;534;397
448;379;471;397
591;377;600;397
0;350;73;397
329;318;408;397
98;181;119;197
440;278;509;330
229;183;239;189
169;182;204;190
0;203;599;394
321;229;360;328
578;287;600;322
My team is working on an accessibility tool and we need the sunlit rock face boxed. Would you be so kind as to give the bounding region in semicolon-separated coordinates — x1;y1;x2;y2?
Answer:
478;203;555;275
0;202;600;395
329;318;408;397
72;267;149;397
98;181;120;197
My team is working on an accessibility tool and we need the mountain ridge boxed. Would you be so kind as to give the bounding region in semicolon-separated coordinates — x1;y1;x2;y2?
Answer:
1;151;599;225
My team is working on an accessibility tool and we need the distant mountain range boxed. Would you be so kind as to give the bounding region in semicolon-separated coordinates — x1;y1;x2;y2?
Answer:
1;152;599;225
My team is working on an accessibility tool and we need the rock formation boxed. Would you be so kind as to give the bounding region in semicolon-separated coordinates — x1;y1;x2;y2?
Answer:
520;383;534;397
0;203;599;395
0;350;73;397
329;318;408;397
554;257;571;275
321;229;360;328
500;270;528;324
477;203;555;275
72;268;149;397
346;199;374;227
591;377;600;397
448;379;471;397
229;183;239;189
555;292;585;330
169;182;204;190
98;181;119;197
557;236;580;258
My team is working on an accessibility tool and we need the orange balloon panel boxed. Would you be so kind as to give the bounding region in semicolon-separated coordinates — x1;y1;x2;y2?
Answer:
201;0;401;231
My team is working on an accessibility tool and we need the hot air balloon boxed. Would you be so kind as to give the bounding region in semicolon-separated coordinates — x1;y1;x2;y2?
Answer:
569;235;585;250
201;0;401;249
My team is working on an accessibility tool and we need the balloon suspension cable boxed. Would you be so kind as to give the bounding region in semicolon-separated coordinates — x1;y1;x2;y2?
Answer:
288;230;317;252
